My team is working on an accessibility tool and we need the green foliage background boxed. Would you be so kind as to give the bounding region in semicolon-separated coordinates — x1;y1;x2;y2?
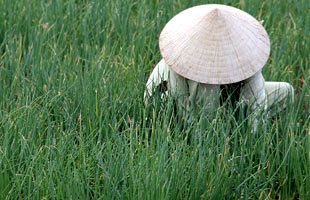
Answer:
0;0;309;199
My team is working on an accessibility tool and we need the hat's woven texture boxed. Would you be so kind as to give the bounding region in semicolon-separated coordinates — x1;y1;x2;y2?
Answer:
159;4;270;84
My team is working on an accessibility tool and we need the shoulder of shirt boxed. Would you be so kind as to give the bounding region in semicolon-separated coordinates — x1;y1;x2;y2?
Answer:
243;70;264;83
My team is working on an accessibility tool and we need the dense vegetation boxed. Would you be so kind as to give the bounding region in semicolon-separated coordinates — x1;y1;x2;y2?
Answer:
0;0;309;199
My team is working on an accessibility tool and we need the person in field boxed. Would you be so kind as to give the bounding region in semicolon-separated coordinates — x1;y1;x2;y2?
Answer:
145;4;294;130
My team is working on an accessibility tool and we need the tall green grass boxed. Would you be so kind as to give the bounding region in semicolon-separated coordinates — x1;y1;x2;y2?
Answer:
0;0;309;199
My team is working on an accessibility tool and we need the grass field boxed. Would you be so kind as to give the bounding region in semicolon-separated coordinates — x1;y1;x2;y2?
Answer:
0;0;309;199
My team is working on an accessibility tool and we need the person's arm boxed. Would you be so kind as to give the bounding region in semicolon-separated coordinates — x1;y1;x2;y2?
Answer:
241;70;267;132
144;59;189;106
144;59;170;101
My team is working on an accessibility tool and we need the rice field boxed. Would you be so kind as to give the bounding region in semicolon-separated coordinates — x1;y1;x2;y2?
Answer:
0;0;309;199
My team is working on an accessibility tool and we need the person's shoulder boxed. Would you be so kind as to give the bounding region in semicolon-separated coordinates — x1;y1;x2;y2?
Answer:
156;58;169;71
244;70;264;83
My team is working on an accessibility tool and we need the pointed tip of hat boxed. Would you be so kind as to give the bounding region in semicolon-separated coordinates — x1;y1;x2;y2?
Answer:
204;7;223;21
211;7;219;13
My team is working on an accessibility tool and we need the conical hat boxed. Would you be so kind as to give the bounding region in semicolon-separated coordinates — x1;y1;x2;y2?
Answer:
159;4;270;84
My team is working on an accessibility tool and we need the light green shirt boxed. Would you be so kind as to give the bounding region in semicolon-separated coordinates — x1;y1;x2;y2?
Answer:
145;59;267;113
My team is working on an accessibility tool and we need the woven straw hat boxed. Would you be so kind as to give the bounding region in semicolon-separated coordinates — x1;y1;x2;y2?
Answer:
159;4;270;84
